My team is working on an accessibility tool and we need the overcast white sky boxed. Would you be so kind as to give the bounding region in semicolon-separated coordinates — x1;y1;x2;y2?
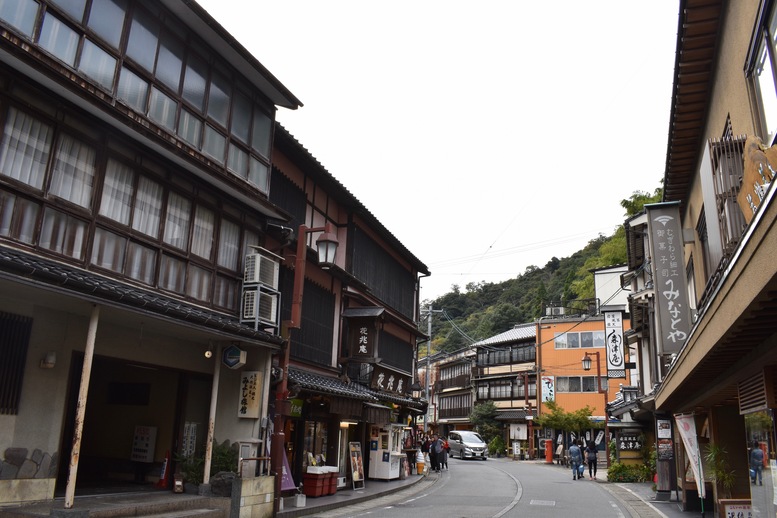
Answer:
197;1;679;302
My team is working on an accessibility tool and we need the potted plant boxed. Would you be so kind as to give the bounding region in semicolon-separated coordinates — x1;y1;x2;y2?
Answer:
704;443;735;499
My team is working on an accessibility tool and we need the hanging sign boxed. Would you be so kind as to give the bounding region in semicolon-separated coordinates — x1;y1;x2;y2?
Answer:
238;371;261;418
647;203;691;354
223;344;247;369
604;311;625;378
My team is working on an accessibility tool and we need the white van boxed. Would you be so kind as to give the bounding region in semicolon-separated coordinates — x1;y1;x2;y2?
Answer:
448;430;488;460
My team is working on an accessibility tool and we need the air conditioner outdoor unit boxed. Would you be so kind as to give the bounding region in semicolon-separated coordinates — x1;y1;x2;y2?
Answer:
545;306;564;316
242;289;279;326
244;249;280;289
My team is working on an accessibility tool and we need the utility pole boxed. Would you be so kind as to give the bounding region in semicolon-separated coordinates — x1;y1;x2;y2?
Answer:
420;306;442;432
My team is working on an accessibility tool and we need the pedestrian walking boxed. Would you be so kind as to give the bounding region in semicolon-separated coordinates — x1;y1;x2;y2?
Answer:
421;435;431;467
585;441;598;480
440;437;449;470
751;440;765;485
430;434;444;473
569;439;583;480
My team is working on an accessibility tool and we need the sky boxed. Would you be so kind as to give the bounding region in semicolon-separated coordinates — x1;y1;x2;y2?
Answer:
196;1;679;302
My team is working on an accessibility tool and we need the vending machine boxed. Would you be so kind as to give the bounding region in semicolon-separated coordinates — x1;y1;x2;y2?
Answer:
368;424;404;480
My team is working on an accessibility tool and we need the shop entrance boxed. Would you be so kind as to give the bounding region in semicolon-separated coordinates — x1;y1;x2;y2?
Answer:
56;353;211;495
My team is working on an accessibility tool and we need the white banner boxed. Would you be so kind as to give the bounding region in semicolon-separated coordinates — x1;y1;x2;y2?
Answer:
510;423;527;440
675;413;705;498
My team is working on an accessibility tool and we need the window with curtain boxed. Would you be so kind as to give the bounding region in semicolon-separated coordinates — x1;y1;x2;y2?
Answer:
87;0;126;50
38;13;79;66
159;253;185;292
39;207;87;259
748;7;777;145
186;264;211;301
0;0;39;38
217;218;240;270
49;133;96;209
78;39;117;90
0;107;53;190
91;227;126;272
132;176;163;238
191;205;214;260
0;190;39;244
214;275;238;310
100;158;135;225
117;67;148;112
126;241;156;284
163;192;191;250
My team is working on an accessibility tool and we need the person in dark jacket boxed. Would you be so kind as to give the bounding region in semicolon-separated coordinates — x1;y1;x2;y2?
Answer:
584;441;598;480
751;440;765;485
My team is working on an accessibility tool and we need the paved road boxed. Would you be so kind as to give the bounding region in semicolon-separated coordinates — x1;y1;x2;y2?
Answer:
308;457;638;518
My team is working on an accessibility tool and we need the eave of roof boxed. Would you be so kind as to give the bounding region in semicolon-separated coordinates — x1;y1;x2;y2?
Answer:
274;124;430;275
167;0;302;110
662;0;725;208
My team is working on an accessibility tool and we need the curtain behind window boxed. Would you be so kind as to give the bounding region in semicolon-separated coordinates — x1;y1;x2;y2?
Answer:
0;107;52;189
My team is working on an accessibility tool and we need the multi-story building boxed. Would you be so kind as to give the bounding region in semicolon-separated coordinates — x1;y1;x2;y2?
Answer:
269;124;428;494
535;265;630;463
0;0;428;510
434;347;476;437
620;1;777;513
471;323;536;457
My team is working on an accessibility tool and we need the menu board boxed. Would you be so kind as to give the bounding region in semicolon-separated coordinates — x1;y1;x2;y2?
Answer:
349;442;365;490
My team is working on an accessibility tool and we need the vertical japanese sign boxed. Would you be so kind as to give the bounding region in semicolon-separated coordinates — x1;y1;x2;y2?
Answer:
540;376;555;402
647;203;691;354
348;317;377;360
604;311;625;378
238;371;262;418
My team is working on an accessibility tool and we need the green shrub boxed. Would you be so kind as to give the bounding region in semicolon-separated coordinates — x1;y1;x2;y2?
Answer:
488;435;506;456
607;461;653;483
175;439;239;485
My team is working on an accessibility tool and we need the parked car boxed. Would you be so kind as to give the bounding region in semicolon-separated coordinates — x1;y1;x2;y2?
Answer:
448;431;488;460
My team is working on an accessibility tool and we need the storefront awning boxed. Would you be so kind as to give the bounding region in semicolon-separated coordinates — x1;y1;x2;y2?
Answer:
363;402;392;424
288;368;377;401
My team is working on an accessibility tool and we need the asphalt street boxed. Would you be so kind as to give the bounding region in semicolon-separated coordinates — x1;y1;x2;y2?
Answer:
304;457;679;518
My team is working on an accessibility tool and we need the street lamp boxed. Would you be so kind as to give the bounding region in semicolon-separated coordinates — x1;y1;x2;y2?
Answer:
582;351;610;467
273;223;338;513
410;381;423;400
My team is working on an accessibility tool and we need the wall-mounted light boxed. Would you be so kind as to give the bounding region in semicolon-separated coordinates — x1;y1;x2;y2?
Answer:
205;344;213;359
40;351;56;369
340;421;357;428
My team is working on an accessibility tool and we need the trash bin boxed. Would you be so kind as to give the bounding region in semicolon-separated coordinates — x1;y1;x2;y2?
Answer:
399;458;407;480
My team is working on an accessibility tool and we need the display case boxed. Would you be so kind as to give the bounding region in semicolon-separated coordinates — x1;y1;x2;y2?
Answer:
368;424;404;480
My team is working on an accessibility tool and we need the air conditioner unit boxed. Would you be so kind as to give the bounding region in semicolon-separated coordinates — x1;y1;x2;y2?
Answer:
545;306;564;316
244;250;280;289
242;289;279;326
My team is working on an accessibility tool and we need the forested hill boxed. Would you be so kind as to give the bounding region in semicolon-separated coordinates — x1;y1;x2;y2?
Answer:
423;187;663;355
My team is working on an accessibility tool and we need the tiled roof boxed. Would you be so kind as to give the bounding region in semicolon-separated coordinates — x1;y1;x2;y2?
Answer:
0;246;284;345
495;409;537;420
472;323;536;347
288;368;376;401
287;368;426;409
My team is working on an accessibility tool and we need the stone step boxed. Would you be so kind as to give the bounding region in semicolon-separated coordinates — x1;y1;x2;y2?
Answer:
137;508;225;518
